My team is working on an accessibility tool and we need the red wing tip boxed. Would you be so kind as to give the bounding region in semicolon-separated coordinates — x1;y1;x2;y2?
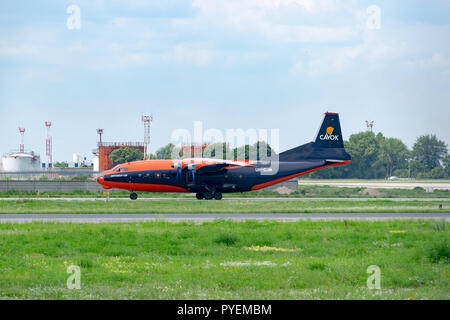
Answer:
325;111;339;115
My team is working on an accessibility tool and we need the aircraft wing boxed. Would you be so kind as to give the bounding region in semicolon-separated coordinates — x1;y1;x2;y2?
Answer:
195;162;232;174
178;158;255;174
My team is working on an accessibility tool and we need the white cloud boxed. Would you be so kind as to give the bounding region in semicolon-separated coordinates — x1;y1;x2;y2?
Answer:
168;42;213;66
289;23;450;77
95;42;214;69
0;36;44;57
405;53;450;74
191;0;358;43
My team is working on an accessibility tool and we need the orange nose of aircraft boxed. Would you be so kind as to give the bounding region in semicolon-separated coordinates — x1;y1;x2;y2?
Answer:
96;171;113;189
95;172;105;186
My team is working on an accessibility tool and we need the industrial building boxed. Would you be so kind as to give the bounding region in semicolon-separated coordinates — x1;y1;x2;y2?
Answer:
95;142;145;171
92;125;147;171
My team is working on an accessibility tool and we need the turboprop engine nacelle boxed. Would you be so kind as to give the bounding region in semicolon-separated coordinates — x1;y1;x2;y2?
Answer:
172;162;182;169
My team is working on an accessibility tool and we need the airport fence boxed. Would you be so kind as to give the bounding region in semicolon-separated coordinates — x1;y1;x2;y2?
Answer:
0;180;105;193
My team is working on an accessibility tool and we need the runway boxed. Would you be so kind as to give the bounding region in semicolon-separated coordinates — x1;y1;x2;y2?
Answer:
1;197;449;202
298;181;450;190
0;213;448;223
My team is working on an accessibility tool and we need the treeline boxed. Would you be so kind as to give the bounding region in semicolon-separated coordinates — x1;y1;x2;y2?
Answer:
110;141;275;165
309;132;449;179
149;141;275;161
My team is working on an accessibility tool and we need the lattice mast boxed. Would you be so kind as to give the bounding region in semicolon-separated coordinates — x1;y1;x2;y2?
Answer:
45;121;52;168
97;129;104;146
141;115;153;160
19;127;25;153
365;120;374;132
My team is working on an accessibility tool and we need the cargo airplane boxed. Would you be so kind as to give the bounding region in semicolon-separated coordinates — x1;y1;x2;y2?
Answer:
97;112;351;200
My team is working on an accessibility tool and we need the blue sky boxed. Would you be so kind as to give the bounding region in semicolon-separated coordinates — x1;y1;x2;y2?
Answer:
1;0;449;161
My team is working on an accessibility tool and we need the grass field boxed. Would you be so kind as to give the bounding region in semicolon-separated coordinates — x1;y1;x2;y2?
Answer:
0;199;449;214
0;220;448;299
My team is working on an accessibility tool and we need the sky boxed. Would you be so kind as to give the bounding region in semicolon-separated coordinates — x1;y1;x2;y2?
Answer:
1;0;449;162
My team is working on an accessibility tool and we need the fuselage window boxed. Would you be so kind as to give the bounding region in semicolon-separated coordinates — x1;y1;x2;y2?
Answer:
155;172;161;179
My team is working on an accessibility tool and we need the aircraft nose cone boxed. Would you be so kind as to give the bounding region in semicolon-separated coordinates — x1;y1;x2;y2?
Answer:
96;174;104;184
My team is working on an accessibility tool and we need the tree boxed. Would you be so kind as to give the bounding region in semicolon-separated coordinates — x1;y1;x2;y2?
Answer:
428;166;447;179
110;147;144;166
344;132;383;179
378;136;411;178
442;154;450;178
203;142;232;160
150;143;176;160
412;134;447;170
54;162;68;168
232;141;275;161
409;160;427;178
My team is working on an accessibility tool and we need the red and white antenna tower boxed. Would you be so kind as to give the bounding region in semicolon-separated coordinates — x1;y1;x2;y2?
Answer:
19;127;25;153
45;121;52;169
141;115;153;160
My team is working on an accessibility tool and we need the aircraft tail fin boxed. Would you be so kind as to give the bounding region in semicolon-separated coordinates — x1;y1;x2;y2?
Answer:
278;112;350;162
313;112;344;149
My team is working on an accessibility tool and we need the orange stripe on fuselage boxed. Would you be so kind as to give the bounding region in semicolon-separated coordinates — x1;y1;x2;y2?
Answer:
119;160;176;172
251;160;351;191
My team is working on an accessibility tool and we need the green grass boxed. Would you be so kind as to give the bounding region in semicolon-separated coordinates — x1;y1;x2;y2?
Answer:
297;185;450;198
0;199;449;214
0;220;448;299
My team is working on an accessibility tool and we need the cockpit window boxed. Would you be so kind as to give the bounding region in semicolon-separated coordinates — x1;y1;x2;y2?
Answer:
112;166;128;172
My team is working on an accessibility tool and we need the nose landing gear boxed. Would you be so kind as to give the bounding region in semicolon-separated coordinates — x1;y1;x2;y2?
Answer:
196;191;222;200
196;192;204;200
130;192;138;200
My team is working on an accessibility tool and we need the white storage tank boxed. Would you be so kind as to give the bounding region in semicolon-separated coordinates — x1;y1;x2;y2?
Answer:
73;153;80;164
1;152;41;172
92;157;99;172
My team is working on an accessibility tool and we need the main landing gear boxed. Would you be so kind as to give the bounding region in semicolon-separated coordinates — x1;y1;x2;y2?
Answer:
196;191;222;200
130;192;138;200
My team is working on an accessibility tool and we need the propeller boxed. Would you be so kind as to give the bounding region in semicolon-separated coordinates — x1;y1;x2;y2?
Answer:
187;163;196;184
173;162;182;181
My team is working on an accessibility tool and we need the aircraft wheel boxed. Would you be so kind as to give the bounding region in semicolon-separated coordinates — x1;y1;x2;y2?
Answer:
204;192;213;200
130;192;138;200
196;192;204;200
213;192;223;200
